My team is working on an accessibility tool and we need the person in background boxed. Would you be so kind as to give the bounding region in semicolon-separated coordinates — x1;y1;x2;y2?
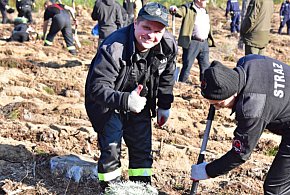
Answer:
116;0;129;27
9;22;30;42
43;0;77;55
91;0;123;47
0;0;8;23
123;0;142;24
278;0;290;35
7;21;36;42
85;2;177;192
0;0;8;24
169;0;215;83
240;0;273;55
133;0;142;20
191;54;290;195
225;0;240;36
0;0;14;23
16;0;35;23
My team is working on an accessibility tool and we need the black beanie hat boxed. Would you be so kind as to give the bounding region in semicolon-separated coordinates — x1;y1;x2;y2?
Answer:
201;61;239;100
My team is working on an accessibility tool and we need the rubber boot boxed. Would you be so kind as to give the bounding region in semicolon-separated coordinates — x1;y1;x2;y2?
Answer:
99;176;121;193
278;27;282;35
69;49;77;55
129;176;151;184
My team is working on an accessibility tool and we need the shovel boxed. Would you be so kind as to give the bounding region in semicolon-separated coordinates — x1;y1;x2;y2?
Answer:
172;14;175;37
190;104;215;195
72;0;81;49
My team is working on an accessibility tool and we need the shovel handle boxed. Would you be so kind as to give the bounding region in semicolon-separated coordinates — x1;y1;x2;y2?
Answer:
172;14;175;36
190;104;215;195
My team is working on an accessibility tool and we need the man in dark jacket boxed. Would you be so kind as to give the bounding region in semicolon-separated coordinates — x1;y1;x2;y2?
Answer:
43;0;77;55
169;0;215;83
85;2;177;191
91;0;123;47
123;0;142;24
191;54;290;194
278;0;290;35
240;0;273;55
16;0;35;23
116;1;129;27
225;0;240;34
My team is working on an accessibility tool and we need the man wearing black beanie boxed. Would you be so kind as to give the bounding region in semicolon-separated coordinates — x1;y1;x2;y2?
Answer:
191;54;290;194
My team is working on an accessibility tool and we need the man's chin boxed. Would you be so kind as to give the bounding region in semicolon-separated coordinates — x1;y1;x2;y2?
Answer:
141;42;156;49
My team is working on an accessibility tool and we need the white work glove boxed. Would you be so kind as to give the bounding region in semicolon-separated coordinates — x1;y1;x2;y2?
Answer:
128;86;147;113
190;162;209;181
157;108;170;127
169;5;178;15
280;15;284;22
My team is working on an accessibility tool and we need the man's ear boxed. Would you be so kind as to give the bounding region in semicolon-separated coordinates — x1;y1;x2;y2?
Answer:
134;18;137;25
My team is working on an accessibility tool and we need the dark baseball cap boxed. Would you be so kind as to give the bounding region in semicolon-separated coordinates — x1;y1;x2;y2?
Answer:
138;2;169;27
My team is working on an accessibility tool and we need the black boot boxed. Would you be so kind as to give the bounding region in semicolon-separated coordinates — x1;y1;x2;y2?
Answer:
129;176;151;185
99;181;109;193
99;176;122;193
69;49;77;55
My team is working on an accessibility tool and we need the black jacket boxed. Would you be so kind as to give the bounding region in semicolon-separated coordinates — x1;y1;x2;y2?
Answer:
91;0;122;39
85;24;177;132
206;54;290;178
16;0;34;8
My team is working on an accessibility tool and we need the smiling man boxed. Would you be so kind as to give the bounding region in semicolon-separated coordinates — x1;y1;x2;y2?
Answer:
191;54;290;194
85;2;177;192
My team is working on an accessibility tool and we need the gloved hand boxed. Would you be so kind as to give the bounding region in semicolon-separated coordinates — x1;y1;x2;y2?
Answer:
157;108;170;127
280;15;284;22
169;5;177;15
190;162;209;181
128;86;147;113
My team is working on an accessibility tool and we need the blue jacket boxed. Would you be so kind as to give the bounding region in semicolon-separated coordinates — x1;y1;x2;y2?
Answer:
225;0;240;17
280;1;290;17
